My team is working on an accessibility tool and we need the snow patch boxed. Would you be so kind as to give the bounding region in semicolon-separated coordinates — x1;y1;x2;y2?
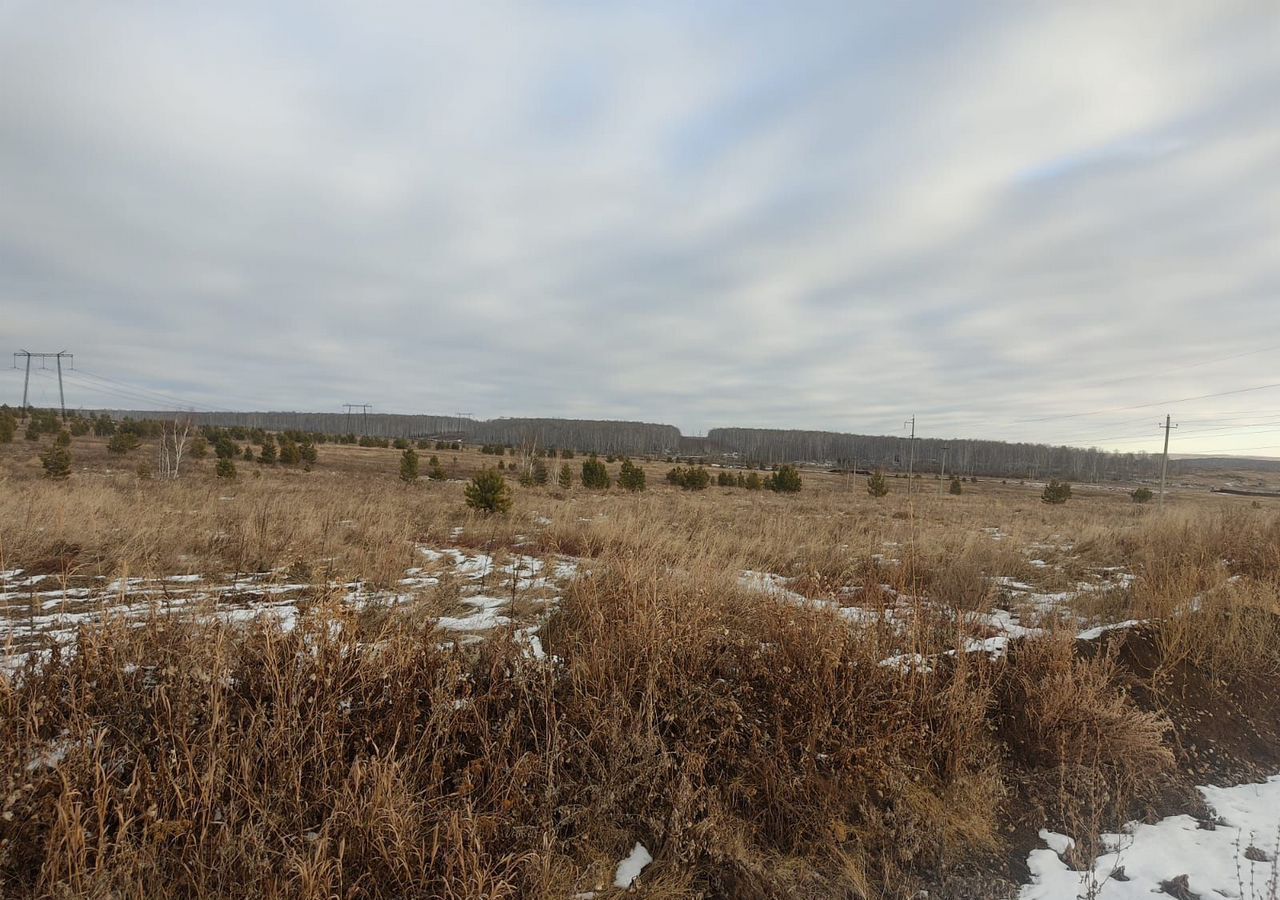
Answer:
613;842;653;889
1021;775;1280;899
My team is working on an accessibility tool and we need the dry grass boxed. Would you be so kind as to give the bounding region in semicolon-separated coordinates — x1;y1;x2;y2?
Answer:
1;435;1278;896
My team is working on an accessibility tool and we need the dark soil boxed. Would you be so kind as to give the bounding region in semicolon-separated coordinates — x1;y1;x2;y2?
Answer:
1110;626;1280;785
992;623;1280;892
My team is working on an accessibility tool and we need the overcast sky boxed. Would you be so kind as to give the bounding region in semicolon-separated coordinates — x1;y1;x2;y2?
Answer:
2;2;1278;454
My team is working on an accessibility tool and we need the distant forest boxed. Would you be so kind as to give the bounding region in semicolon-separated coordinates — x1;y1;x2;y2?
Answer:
89;410;1206;481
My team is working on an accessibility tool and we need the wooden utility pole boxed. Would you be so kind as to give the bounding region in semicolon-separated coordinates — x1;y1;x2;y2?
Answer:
904;416;916;495
938;444;950;496
1158;414;1177;508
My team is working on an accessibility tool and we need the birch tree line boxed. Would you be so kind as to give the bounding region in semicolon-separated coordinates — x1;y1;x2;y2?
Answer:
91;410;1165;481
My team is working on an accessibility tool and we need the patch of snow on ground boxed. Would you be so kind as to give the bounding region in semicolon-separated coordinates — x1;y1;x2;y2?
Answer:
25;737;74;772
613;842;653;889
1021;775;1280;899
1076;620;1142;641
878;653;933;674
436;596;511;631
738;570;808;604
2;546;584;675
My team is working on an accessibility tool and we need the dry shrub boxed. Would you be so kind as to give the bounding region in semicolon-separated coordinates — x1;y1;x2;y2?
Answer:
1001;634;1171;776
1154;578;1280;683
0;612;560;899
996;633;1173;861
0;553;1008;899
544;557;1002;895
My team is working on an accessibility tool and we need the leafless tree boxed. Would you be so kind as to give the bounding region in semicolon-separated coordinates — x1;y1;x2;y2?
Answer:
157;417;193;480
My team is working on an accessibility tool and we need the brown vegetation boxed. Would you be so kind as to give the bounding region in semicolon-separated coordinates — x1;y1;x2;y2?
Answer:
1;434;1278;897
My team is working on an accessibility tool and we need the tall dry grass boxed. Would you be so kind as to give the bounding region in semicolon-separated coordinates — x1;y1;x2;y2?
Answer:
1;451;1278;896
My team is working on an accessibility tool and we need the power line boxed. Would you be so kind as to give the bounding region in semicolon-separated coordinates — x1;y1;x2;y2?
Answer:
1052;420;1280;447
1012;381;1280;425
56;373;202;411
1078;342;1280;390
44;372;206;413
71;368;226;413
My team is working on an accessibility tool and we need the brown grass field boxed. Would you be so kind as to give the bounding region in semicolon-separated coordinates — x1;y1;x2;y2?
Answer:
2;434;1279;898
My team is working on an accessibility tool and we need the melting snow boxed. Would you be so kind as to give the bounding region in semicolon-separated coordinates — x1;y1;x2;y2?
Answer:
613;842;653;889
1021;775;1280;899
2;545;583;676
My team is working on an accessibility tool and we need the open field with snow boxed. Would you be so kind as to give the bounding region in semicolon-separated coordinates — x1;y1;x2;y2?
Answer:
2;436;1280;898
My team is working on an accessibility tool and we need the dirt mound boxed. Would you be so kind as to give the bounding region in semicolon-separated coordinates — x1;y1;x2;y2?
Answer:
1107;625;1280;785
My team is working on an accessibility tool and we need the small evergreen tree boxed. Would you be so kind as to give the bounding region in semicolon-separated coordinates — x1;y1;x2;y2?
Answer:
54;429;71;447
685;466;710;490
531;457;550;486
0;413;13;444
278;439;302;465
618;459;646;492
581;456;610;489
300;442;318;466
242;444;254;461
667;465;710;490
214;435;237;459
558;462;573;489
867;470;889;497
717;471;733;487
1131;487;1153;504
744;472;762;491
949;476;963;495
258;441;277;465
465;468;512;514
400;447;419;482
40;443;72;479
188;435;209;459
765;464;802;493
1041;479;1072;504
107;432;139;455
216;458;237;479
427;455;447;481
393;438;410;450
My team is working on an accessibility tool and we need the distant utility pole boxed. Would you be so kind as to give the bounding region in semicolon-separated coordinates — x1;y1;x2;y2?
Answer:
343;403;371;435
904;416;916;495
1158;414;1178;508
13;350;73;418
938;444;950;496
455;411;472;437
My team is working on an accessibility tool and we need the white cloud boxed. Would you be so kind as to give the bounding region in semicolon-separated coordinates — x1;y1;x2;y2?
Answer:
0;1;1277;453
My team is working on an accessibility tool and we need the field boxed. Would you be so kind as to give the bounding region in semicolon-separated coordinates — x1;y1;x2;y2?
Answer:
2;435;1280;898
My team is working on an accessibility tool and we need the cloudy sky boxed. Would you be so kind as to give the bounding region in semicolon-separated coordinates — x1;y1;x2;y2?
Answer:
2;2;1278;454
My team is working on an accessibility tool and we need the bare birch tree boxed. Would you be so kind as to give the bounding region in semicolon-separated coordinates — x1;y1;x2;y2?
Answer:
157;417;193;480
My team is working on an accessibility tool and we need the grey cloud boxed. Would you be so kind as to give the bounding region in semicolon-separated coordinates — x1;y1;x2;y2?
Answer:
1;1;1277;453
